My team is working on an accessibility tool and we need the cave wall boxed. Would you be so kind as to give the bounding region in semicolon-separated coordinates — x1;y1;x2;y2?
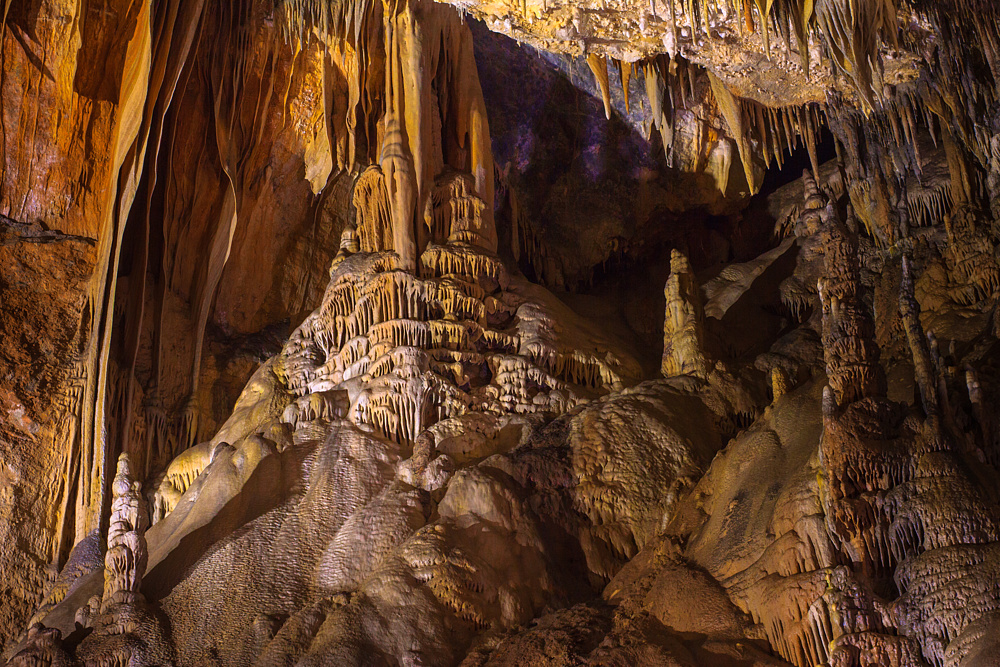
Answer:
4;0;1000;665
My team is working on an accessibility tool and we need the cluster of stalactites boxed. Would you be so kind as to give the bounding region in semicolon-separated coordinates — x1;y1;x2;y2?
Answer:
587;51;830;195
586;54;638;122
500;172;566;290
429;171;490;248
275;0;382;48
354;165;395;254
588;0;1000;218
942;207;1000;305
588;53;714;125
814;0;899;109
639;0;899;105
827;88;930;184
708;70;834;195
906;0;1000;163
642;56;722;176
742;99;826;178
640;0;900;85
821;0;1000;239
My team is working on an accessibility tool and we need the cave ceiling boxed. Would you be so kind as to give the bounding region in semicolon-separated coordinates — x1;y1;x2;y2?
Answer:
2;0;1000;666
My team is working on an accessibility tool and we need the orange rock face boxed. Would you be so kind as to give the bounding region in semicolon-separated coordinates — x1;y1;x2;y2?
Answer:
0;234;94;644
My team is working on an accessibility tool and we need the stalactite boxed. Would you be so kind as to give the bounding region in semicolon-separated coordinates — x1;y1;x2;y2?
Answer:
814;0;897;109
380;5;419;270
644;57;675;163
618;59;632;114
76;0;159;544
753;0;776;57
498;167;565;290
587;54;613;120
709;72;759;195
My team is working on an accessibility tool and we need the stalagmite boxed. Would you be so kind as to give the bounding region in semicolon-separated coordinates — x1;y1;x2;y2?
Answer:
101;454;149;613
661;250;709;379
817;203;886;405
771;366;791;401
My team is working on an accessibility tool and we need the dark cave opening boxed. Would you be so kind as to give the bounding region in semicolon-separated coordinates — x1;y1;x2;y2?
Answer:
757;126;839;199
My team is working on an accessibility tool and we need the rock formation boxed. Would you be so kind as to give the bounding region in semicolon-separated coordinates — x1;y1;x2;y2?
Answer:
662;249;709;378
4;0;1000;665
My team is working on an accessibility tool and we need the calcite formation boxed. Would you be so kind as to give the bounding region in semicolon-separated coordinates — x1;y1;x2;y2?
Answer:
5;0;1000;665
662;248;709;378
